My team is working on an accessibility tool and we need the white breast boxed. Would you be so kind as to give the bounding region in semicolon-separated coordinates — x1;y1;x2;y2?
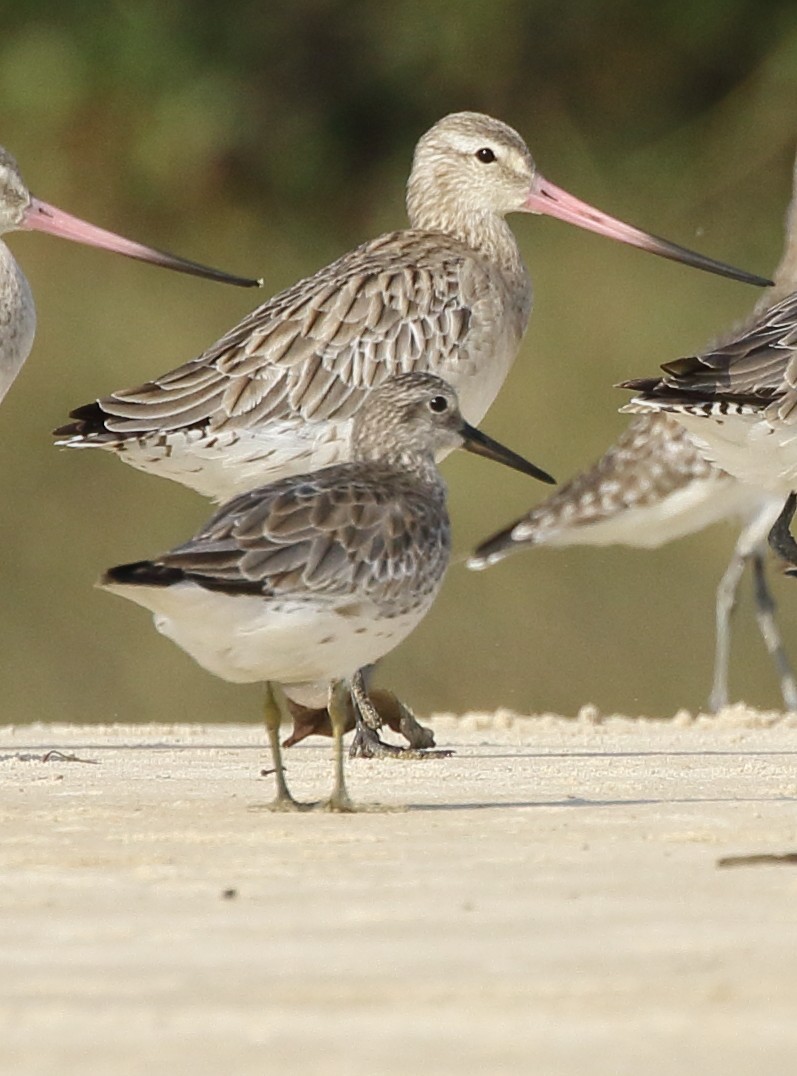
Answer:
539;475;772;549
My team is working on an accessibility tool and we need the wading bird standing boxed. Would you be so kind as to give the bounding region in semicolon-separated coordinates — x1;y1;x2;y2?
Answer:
472;152;797;711
101;373;554;808
469;416;793;711
56;111;768;498
623;153;797;574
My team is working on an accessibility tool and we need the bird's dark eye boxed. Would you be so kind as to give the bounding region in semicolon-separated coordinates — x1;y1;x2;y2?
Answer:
475;147;496;164
429;395;449;414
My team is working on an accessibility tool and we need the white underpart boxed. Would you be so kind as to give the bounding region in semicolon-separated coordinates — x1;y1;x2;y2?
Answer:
0;242;36;405
59;418;355;501
55;264;529;501
668;411;797;497
104;579;435;692
533;476;776;550
56;319;523;501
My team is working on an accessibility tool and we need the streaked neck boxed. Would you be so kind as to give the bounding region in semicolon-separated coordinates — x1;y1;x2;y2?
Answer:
407;192;525;278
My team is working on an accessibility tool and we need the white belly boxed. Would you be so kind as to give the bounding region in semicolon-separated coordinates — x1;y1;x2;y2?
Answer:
60;280;528;500
73;418;354;502
104;579;432;690
75;361;511;502
0;245;36;405
673;412;797;496
541;475;772;549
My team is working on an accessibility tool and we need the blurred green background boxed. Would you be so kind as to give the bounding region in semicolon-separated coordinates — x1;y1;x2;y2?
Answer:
2;0;797;725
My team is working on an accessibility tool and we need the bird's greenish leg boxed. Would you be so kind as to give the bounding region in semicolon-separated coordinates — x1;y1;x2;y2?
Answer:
323;680;356;813
263;681;314;811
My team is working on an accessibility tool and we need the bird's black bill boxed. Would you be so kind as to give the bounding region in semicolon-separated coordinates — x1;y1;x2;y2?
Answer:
461;423;555;484
628;232;773;288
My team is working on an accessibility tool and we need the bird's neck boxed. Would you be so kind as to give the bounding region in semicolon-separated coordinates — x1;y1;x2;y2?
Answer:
408;196;526;278
767;237;797;308
357;449;446;497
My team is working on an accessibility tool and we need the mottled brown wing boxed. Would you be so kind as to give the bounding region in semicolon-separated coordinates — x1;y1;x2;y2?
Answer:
76;232;475;436
156;464;450;612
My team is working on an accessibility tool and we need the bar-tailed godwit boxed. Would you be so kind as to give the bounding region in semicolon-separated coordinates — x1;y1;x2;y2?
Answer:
623;153;797;566
469;414;792;710
56;112;769;501
0;146;258;406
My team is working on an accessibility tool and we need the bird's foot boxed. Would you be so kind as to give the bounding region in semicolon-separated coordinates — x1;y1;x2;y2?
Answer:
391;700;437;750
769;493;797;569
349;721;452;760
256;793;320;813
318;790;357;813
281;687;441;751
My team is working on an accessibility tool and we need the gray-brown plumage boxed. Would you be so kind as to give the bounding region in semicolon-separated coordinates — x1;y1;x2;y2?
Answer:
470;413;789;710
101;372;553;810
472;414;724;555
56;111;768;502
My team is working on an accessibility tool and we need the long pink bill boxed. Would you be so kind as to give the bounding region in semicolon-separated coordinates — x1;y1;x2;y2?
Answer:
525;174;771;288
22;197;261;289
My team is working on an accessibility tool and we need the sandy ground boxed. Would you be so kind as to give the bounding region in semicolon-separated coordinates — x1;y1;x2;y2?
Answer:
2;708;797;1076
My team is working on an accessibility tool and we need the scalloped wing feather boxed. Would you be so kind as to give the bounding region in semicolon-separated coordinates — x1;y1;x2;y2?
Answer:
156;465;450;614
89;233;477;438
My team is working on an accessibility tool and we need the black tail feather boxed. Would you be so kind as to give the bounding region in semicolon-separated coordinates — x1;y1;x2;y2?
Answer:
54;401;108;439
102;559;266;596
102;561;186;588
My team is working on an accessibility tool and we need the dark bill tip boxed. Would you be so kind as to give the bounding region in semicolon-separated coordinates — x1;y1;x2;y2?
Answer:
525;175;773;288
466;529;515;572
461;423;555;485
23;197;262;289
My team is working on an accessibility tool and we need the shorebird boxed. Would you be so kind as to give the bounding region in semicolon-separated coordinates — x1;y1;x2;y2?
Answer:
469;414;794;711
622;152;797;561
622;291;797;498
55;111;769;502
471;153;797;711
100;372;554;810
0;146;259;406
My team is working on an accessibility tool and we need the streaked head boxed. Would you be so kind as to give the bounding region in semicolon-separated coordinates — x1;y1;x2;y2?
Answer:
407;112;536;224
353;372;555;485
407;111;771;287
0;148;30;235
